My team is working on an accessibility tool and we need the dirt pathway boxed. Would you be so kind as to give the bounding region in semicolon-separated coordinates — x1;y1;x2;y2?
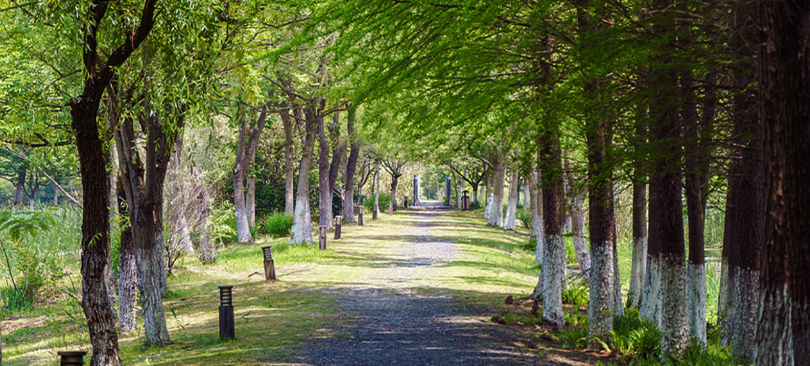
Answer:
298;204;545;365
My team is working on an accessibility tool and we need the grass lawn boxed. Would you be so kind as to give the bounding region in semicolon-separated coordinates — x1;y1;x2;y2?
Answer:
1;207;544;365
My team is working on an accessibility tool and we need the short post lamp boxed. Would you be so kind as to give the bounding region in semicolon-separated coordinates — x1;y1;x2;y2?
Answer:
373;203;379;220
319;225;328;250
262;246;276;281
358;206;365;226
219;286;235;340
404;196;409;208
58;351;86;366
334;215;343;239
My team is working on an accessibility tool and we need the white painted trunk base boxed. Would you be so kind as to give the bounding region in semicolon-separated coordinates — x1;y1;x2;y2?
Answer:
640;255;662;326
687;262;706;344
627;237;647;308
290;194;312;244
731;268;759;361
543;234;566;326
660;255;689;356
589;241;615;347
488;193;504;227
753;283;793;366
717;257;732;346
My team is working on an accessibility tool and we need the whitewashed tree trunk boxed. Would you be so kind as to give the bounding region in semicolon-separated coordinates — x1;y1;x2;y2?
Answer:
246;152;256;229
660;254;690;356
543;234;566;326
688;262;707;343
628;236;647;308
732;268;759;361
290;158;313;244
589;242;615;348
373;167;380;217
523;180;530;209
613;242;624;316
505;168;519;230
530;171;544;264
640;254;662;325
489;159;506;227
570;194;591;279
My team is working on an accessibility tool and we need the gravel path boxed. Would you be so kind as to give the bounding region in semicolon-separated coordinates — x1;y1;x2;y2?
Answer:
299;204;544;365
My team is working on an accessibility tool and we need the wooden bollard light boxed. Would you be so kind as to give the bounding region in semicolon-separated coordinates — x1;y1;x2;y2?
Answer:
319;225;328;250
358;206;365;226
219;286;235;340
58;351;86;366
262;246;276;281
334;216;343;239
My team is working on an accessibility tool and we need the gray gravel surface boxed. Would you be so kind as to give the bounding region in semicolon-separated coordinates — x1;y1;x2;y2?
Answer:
299;205;546;365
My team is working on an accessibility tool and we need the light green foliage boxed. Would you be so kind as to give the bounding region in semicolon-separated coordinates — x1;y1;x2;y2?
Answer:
208;201;238;245
259;211;294;239
562;277;590;308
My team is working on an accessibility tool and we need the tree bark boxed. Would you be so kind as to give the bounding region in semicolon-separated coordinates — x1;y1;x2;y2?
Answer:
281;101;296;214
752;2;810;363
628;118;648;309
116;182;137;333
373;164;380;219
504;166;519;230
318;113;334;228
343;109;360;222
650;55;689;355
233;105;269;243
290;100;321;244
14;167;25;205
540;131;566;327
488;157;507;227
246;149;256;229
69;1;157;361
530;170;544;264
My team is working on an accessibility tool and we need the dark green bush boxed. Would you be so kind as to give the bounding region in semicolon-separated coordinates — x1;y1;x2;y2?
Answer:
259;212;293;239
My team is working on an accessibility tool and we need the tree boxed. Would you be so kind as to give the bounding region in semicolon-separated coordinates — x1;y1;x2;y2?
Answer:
752;2;810;363
68;0;158;363
382;157;406;215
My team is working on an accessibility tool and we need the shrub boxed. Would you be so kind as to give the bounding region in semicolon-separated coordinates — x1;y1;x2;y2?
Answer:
209;202;238;245
516;208;532;229
612;308;661;361
362;192;391;213
469;200;482;209
562;277;589;307
260;212;293;239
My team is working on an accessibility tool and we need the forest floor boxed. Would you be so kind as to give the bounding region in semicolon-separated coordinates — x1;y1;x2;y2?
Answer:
2;203;615;365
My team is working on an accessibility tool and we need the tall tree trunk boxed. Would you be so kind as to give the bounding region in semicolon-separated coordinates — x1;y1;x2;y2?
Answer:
530;170;544;265
650;60;689;355
343;109;360;222
233;105;268;243
628;118;648;309
683;72;708;345
505;167;519;230
389;176;399;215
523;179;530;209
14;167;25;205
116;182;137;333
290;102;320;244
373;164;380;218
68;2;156;362
488;157;507;227
483;175;493;220
540;131;566;327
72;100;119;365
327;113;346;221
753;2;810;363
246;150;256;229
282;102;296;214
567;181;591;279
722;5;760;360
318;114;333;228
